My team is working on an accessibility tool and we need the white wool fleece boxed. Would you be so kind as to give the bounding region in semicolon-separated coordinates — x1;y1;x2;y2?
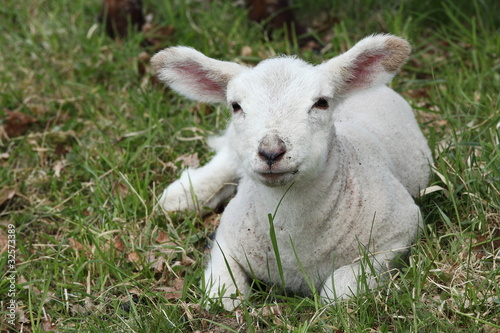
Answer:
151;34;433;310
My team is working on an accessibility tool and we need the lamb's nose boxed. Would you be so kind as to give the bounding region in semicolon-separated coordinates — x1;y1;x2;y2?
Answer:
259;149;286;166
258;136;286;166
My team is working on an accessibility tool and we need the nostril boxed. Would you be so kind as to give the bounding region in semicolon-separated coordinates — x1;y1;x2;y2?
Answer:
258;148;286;166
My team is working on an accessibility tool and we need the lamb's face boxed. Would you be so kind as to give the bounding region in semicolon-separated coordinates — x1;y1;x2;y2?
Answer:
152;36;411;188
226;58;337;187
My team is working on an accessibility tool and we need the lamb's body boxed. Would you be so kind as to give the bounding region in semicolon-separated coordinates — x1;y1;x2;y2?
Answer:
208;86;429;304
334;86;430;198
151;35;432;310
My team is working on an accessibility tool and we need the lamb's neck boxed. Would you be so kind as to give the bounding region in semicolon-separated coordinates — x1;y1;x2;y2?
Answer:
254;138;352;227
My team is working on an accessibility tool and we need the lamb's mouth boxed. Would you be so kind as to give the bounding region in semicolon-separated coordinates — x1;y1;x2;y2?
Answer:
256;170;299;185
259;170;298;177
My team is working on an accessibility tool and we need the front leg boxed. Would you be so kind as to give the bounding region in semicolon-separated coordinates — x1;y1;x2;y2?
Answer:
159;143;239;213
204;239;251;310
320;250;398;303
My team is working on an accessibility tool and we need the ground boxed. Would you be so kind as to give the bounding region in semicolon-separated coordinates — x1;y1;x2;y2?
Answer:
0;0;499;332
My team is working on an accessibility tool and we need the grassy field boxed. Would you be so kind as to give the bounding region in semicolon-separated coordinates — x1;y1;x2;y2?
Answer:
1;0;499;331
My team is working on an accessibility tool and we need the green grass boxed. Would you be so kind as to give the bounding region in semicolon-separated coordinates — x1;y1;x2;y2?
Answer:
1;0;499;331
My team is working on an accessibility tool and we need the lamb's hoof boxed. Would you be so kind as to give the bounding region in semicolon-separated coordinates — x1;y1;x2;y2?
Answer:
158;183;195;212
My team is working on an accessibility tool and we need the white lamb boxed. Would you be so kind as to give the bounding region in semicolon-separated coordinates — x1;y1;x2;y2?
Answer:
151;34;432;310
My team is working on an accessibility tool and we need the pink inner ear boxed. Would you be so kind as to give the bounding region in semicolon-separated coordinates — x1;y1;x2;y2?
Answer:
175;61;225;96
345;51;387;90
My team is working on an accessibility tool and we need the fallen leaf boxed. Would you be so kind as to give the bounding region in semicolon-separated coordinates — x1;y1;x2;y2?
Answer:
127;252;140;263
71;304;89;315
53;159;68;178
17;307;29;324
245;0;317;48
179;301;204;320
155;230;170;243
181;252;195;267
69;238;85;251
406;88;430;100
175;153;200;168
241;45;253;57
142;23;175;48
493;230;500;251
137;50;150;62
144;246;178;272
191;103;215;116
156;278;184;300
99;0;145;38
420;185;448;197
113;181;129;199
127;288;142;295
41;318;58;332
114;235;125;252
3;110;36;137
204;213;221;228
0;223;9;253
0;187;16;207
149;255;166;273
160;160;178;172
173;277;184;289
137;51;150;76
473;229;500;252
54;143;69;158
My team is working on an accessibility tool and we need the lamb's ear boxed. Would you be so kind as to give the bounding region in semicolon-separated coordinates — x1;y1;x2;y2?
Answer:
151;47;246;103
323;35;411;96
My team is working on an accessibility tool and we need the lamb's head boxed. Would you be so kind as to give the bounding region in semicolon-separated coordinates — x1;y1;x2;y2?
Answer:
152;34;410;187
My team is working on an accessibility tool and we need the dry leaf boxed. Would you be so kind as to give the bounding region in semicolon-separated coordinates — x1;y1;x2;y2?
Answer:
3;110;36;137
113;181;129;199
137;50;150;62
181;252;195;267
473;229;500;252
155;230;170;243
0;234;6;253
149;255;166;273
41;318;58;332
0;222;10;253
157;278;184;300
69;238;85;251
53;159;68;178
54;143;69;158
99;0;145;38
71;304;89;315
180;302;204;320
204;213;221;228
245;0;317;48
175;153;200;168
127;252;140;263
113;235;126;252
0;187;16;207
173;278;184;289
142;23;175;48
161;160;178;172
241;46;253;57
137;51;150;76
493;230;500;251
420;185;448;197
17;307;29;324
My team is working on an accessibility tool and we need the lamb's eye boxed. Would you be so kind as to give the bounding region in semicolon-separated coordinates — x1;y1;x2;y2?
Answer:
231;102;242;113
313;98;329;110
